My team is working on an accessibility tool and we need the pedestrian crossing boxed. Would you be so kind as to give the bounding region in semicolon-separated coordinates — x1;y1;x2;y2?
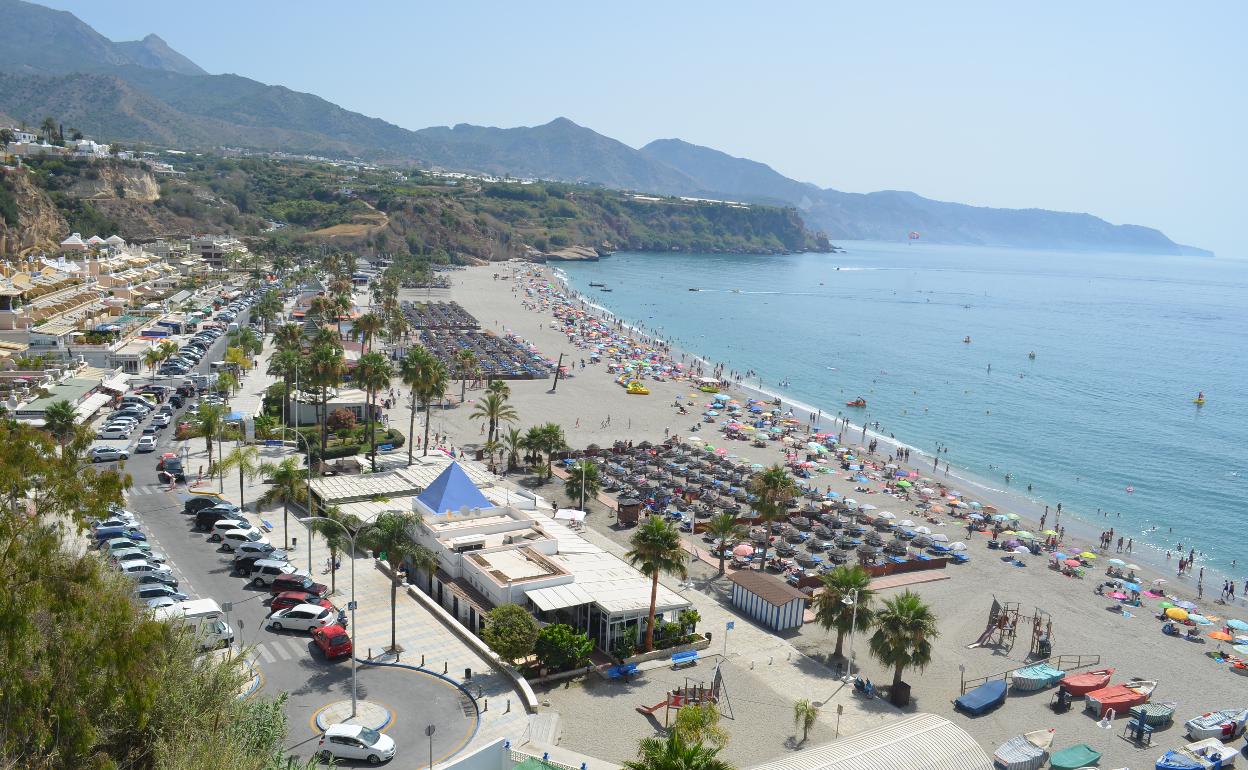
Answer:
128;483;175;497
252;635;312;664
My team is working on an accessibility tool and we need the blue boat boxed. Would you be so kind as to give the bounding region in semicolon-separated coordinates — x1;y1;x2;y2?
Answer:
955;679;1007;715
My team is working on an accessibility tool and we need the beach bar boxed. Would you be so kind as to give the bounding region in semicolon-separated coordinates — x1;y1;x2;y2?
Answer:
729;571;808;631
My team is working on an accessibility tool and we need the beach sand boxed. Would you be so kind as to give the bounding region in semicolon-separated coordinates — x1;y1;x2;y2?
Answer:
389;264;1248;767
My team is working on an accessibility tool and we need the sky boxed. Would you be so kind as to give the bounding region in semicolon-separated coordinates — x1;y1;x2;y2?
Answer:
40;1;1247;257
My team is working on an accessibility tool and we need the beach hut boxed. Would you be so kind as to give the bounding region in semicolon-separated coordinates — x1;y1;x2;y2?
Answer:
728;570;808;631
616;498;641;526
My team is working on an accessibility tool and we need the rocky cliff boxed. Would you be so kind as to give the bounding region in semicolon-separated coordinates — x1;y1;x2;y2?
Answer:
0;167;67;255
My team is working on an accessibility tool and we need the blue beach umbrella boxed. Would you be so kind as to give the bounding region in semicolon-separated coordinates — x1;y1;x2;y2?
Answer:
1228;619;1248;632
1122;582;1141;592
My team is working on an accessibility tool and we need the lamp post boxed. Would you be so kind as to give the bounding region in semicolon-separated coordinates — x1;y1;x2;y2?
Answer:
274;424;314;557
304;514;361;718
841;589;859;684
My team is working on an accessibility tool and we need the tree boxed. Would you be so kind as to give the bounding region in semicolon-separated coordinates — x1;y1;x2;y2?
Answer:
353;351;393;472
359;510;432;652
530;422;567;480
747;464;796;571
533;623;593;672
482;604;539;665
272;322;303;353
351;312;385;353
703;513;744;576
312;505;350;594
469;392;517;445
143;347;162;381
42;398;78;447
227;327;263;357
868;590;940;693
267;348;301;426
252;290;282;333
453;349;477;402
258;456;307;551
813;565;875;659
39;116;57;143
626;516;688;652
195;403;225;476
502;427;524;472
399;346;447;462
563;459;600;510
326;408;356;433
623;732;733;770
223;346;252;375
308;343;345;453
672;702;729;750
219;444;262;511
793;699;819;745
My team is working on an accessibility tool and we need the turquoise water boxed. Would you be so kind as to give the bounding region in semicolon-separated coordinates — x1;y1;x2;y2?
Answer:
559;242;1248;576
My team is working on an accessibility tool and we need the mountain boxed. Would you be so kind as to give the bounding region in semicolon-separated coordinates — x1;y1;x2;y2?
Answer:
0;0;1205;255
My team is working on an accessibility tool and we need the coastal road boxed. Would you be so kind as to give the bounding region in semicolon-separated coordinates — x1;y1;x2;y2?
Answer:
108;309;466;766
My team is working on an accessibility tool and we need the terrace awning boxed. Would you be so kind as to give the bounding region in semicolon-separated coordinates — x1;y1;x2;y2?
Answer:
526;583;594;612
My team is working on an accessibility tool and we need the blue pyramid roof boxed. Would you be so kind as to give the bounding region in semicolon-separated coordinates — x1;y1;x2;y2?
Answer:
417;462;491;515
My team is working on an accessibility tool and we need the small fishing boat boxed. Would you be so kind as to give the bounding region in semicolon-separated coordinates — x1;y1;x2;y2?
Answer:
1130;701;1177;726
1012;662;1066;691
599;287;613;292
687;288;700;291
1059;667;1114;696
1176;738;1240;768
846;398;867;408
992;728;1054;770
963;335;972;343
955;679;1007;716
1156;750;1206;770
588;281;605;287
1185;708;1248;740
1084;679;1157;718
1048;743;1100;770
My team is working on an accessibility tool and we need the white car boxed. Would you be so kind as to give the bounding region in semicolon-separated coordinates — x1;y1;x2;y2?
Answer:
135;436;158;453
111;547;166;565
151;413;172;428
219;528;270;552
317;724;396;765
119;561;173;577
96;427;132;440
208;519;256;542
265;604;334;633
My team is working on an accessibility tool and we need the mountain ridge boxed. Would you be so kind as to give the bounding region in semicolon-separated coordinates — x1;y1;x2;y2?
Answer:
0;0;1207;255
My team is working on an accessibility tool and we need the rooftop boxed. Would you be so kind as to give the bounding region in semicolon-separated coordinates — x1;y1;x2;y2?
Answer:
729;570;809;606
466;547;566;585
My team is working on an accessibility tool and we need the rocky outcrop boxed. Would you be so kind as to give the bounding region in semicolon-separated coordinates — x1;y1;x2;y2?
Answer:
0;168;67;256
67;164;160;202
542;245;601;261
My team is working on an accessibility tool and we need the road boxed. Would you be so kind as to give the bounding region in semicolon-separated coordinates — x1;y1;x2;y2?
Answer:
95;307;469;767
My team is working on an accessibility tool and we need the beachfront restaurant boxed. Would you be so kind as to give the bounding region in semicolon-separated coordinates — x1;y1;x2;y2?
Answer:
729;570;808;632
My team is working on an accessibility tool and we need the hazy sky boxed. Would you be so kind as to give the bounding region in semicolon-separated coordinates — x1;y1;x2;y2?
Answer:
41;1;1246;256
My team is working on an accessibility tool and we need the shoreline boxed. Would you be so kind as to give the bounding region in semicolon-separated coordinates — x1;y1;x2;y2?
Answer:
549;265;1208;592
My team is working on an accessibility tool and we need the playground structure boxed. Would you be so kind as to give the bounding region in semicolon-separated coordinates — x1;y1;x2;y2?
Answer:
967;599;1052;657
636;665;731;725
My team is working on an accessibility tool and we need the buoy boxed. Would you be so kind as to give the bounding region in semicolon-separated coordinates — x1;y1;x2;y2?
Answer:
1125;486;1134;494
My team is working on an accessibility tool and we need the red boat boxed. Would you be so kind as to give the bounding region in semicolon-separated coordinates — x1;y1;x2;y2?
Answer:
846;399;867;408
1059;668;1114;696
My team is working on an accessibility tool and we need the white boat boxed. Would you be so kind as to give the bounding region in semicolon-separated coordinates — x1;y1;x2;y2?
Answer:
992;728;1054;770
1185;708;1248;740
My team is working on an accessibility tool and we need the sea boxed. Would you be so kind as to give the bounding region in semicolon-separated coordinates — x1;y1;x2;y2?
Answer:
558;241;1248;580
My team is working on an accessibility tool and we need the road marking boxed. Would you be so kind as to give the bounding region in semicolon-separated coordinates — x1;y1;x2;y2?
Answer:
257;644;276;663
285;638;308;659
271;640;291;660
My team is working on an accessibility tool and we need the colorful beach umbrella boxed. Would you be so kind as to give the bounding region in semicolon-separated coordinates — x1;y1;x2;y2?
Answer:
1228;619;1248;632
1176;600;1198;611
1063;559;1081;567
1165;608;1189;621
1189;614;1213;625
1158;601;1174;609
1209;631;1234;642
1080;552;1097;560
1234;644;1248;656
1107;558;1126;567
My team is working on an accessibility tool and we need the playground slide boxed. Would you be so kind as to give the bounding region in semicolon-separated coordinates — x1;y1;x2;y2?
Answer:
967;623;996;649
636;700;669;715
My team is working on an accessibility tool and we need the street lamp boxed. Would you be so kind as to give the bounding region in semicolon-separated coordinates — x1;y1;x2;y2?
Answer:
274;424;314;556
425;724;436;770
304;515;362;718
841;590;859;684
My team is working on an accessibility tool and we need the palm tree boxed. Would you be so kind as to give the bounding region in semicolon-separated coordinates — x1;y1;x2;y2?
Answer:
532;422;567;480
353;351;393;472
469;392;517;445
223;346;252;375
157;340;180;367
218;444;262;511
268;348;302;426
813;564;875;659
142;347;162;382
623;731;732;770
43;399;78;447
227;326;263;357
747;464;796;571
273;322;303;353
359;510;434;652
258;457;307;550
252;290;282;333
702;513;745;576
307;294;338;328
398;347;447;462
312;504;349;594
793;699;819;745
351;312;385;353
195;403;225;477
868;590;940;693
625;516;688;652
453;349;477;402
563;460;600;510
502;427;524;472
671;702;728;750
308;344;345;454
486;379;511;400
39;116;57;143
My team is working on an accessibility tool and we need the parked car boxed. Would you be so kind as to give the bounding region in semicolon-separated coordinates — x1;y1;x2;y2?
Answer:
95;508;137;526
96;426;132;440
270;573;327;597
110;547;166;565
208;519;257;542
133;585;188;603
91;515;138;532
312;625;352;660
270;590;333;613
316;724;396;765
184;496;231;515
136;436;158;453
250;560;303;587
101;537;152;555
233;552;288;576
131;572;179;588
219;528;270;552
118;561;173;578
265;604;333;633
194;507;238;531
234;540;280;559
93;526;146;544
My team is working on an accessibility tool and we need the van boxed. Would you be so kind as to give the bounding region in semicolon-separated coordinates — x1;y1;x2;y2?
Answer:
153;598;234;650
226;322;240;333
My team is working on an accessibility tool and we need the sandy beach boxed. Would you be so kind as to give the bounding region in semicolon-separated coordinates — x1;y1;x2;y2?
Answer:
390;264;1248;768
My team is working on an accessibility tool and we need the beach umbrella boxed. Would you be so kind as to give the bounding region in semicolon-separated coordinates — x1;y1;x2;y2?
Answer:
877;511;895;520
896;479;912;488
1109;592;1129;600
1107;558;1126;567
1063;559;1082;567
949;542;967;551
687;436;704;444
1234;644;1248;657
1165;608;1189;621
1042;529;1058;536
1189;614;1213;625
899;520;916;528
1158;601;1174;609
1052;552;1067;560
1005;512;1020;520
1015;531;1035;540
915;526;932;534
1013;546;1030;554
732;544;754;558
1080;552;1097;560
968;512;984;521
930;533;949;543
1229;619;1248;632
1176;600;1198;611
969;501;982;509
1122;582;1141;592
1209;631;1234;642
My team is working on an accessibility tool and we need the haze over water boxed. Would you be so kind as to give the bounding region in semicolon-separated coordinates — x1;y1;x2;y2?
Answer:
561;242;1248;576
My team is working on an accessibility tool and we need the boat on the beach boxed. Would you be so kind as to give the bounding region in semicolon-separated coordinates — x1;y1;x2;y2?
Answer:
1048;743;1100;770
954;678;1007;716
1011;662;1066;691
1131;701;1177;727
1160;738;1241;769
1184;708;1248;740
1084;679;1157;718
1155;750;1205;770
846;398;867;408
1058;667;1114;695
992;728;1055;770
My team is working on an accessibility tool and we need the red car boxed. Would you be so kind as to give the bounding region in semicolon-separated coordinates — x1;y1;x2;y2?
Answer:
312;625;352;659
270;591;334;613
269;573;329;598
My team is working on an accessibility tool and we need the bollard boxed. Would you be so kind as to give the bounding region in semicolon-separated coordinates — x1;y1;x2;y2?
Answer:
769;656;773;665
483;698;488;712
443;661;448;674
368;647;372;660
421;654;426;667
506;699;511;713
750;660;754;670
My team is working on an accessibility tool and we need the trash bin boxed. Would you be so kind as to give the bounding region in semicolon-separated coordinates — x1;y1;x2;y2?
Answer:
890;680;911;708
